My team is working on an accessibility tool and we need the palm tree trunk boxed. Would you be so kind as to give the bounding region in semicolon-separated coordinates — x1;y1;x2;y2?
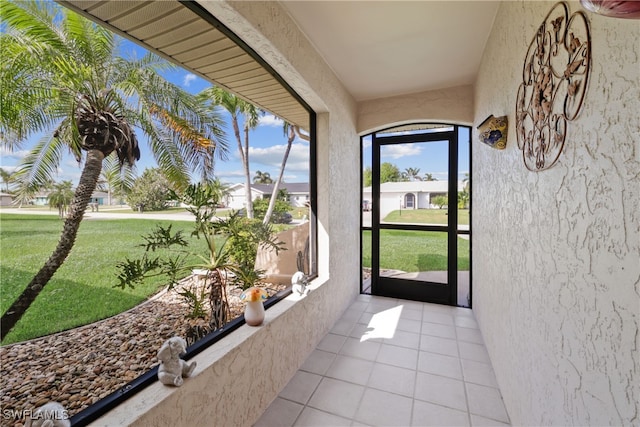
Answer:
263;128;294;225
1;149;105;340
231;117;253;219
243;126;254;219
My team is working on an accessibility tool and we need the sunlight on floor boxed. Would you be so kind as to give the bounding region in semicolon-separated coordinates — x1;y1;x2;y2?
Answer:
360;305;403;341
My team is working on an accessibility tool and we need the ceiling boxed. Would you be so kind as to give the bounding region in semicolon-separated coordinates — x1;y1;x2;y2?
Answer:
281;1;500;101
59;1;499;125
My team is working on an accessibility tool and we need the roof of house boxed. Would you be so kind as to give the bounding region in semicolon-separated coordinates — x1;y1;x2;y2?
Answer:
363;181;463;193
229;182;309;194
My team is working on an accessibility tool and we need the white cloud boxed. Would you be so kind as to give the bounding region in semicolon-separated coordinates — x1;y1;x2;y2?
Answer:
215;169;246;181
283;173;306;182
381;144;422;159
249;143;310;172
258;114;284;128
183;73;197;87
0;165;18;173
0;147;30;160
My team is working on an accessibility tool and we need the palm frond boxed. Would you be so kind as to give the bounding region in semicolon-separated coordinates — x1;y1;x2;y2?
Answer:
12;132;71;201
136;110;190;190
149;104;214;149
102;155;137;195
0;35;62;144
115;61;229;181
0;2;67;54
64;9;114;70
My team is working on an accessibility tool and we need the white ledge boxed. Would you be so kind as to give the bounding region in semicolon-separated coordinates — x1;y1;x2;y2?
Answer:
89;275;336;427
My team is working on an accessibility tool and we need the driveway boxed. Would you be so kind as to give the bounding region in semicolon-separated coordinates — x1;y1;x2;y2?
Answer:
0;207;307;225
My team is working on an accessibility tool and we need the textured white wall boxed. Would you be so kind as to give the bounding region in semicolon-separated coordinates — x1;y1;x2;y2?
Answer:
357;84;474;134
473;1;639;425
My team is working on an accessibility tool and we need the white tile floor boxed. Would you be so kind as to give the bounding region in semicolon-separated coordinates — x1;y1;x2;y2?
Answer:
254;294;510;427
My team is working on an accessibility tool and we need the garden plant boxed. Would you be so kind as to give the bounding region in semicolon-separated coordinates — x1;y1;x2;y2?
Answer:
115;182;285;344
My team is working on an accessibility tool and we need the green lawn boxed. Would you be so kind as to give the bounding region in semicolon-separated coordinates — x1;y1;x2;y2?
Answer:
0;214;213;344
362;229;469;272
382;208;469;225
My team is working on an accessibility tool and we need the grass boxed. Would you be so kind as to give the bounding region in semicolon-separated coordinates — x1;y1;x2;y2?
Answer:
0;214;217;345
382;208;469;225
362;229;469;272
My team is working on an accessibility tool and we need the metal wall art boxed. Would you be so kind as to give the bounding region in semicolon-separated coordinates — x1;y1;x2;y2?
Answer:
478;115;508;150
515;2;591;171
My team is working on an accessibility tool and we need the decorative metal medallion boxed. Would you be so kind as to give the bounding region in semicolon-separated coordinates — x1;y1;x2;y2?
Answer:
515;2;591;171
478;115;508;150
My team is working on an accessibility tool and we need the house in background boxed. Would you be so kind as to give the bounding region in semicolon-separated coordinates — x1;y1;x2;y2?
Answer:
88;191;108;206
226;182;309;210
0;192;12;206
363;181;463;219
32;192;50;206
30;190;109;206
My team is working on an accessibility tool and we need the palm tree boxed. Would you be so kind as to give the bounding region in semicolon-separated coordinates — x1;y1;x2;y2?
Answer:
47;180;74;218
0;168;14;192
199;87;261;218
459;172;470;209
424;173;437;181
253;170;273;184
263;123;309;225
403;167;422;182
100;156;136;206
0;2;228;340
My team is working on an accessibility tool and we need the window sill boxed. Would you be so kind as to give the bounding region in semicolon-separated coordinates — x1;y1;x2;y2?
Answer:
74;276;329;426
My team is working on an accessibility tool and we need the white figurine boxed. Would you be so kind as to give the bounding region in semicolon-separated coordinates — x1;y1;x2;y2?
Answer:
25;401;70;427
157;336;196;387
292;271;309;296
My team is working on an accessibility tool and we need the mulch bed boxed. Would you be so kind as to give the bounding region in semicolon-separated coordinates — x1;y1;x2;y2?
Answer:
0;276;285;427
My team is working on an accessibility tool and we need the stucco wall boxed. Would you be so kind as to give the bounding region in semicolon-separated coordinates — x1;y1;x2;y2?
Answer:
357;84;474;134
473;1;639;425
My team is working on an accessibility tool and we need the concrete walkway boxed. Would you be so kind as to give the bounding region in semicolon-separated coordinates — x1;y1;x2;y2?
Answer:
0;207;307;225
0;206;195;221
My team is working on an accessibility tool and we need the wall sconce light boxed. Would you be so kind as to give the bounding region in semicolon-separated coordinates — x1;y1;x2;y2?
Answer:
580;0;640;19
477;115;508;150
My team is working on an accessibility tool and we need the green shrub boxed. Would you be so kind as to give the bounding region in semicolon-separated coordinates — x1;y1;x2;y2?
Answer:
253;196;292;223
125;168;172;211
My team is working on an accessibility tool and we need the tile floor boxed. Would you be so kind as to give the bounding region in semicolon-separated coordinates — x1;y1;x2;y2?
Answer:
254;294;510;427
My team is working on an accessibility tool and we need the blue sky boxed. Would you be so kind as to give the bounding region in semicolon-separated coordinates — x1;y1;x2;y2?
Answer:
362;128;471;182
0;38;310;187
